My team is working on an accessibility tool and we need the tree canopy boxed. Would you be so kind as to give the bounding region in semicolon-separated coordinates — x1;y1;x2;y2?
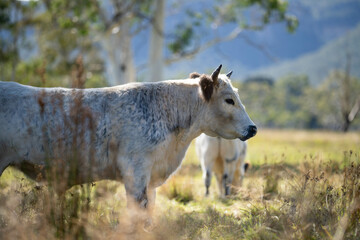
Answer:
0;0;297;86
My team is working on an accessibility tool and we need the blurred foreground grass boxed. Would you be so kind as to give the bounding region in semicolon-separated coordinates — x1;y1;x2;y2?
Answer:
0;129;359;239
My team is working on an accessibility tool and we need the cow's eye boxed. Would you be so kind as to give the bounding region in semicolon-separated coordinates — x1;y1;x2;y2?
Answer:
225;99;234;105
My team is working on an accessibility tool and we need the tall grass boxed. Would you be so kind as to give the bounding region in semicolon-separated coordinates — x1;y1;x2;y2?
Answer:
1;130;359;239
0;57;99;239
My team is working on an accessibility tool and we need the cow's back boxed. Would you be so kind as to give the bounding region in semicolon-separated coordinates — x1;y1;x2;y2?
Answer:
0;82;110;167
3;83;61;165
0;81;188;174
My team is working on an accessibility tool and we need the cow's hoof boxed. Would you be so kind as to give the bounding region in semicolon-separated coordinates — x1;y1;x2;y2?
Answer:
205;189;210;197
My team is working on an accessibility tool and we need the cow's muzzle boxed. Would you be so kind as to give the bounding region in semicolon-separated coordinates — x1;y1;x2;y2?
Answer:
239;125;257;141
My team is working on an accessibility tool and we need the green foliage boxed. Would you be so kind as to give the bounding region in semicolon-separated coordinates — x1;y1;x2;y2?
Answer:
167;0;298;55
313;71;360;129
0;1;10;25
239;73;360;130
0;0;106;87
1;0;297;87
35;0;102;76
167;0;299;56
168;23;194;55
0;0;38;69
212;0;298;31
277;75;310;97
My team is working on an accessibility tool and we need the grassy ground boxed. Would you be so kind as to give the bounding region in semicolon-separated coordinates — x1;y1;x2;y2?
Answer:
0;129;359;239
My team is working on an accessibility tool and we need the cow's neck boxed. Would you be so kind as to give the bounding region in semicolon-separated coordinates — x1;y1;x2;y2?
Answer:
148;82;206;187
164;82;205;147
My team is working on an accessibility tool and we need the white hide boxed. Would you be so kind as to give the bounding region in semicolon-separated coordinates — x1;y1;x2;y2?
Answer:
0;65;256;217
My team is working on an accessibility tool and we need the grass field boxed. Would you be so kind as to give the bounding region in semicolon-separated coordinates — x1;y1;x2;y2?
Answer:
0;129;359;239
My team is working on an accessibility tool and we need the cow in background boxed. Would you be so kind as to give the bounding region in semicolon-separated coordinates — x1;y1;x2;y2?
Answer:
196;134;249;196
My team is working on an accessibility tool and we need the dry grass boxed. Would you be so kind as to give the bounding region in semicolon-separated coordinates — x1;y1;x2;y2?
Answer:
0;129;359;239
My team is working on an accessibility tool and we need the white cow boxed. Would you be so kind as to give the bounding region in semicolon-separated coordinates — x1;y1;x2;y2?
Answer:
0;65;256;225
196;133;249;196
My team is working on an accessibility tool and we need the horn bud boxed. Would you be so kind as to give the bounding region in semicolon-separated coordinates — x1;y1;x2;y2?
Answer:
226;71;233;78
211;64;222;84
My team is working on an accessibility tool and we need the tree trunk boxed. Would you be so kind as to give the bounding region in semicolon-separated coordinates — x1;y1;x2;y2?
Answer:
341;53;352;132
342;119;350;132
348;97;360;121
11;2;20;82
148;0;165;82
101;21;136;85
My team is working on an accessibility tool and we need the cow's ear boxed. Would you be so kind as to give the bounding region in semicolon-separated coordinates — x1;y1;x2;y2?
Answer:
189;72;201;79
199;74;214;101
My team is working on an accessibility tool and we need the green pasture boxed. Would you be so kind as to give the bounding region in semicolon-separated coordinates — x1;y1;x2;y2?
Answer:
183;129;360;167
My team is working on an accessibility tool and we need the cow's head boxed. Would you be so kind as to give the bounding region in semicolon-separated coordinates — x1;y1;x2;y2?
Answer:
191;65;257;141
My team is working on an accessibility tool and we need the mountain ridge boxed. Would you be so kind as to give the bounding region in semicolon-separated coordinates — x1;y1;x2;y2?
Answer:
249;23;360;85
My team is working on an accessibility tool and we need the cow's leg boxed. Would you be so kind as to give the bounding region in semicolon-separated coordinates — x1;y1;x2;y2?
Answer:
124;172;150;212
205;170;212;196
123;159;153;231
0;160;10;176
147;188;156;214
223;161;237;196
0;155;15;176
124;179;149;232
215;172;224;197
125;184;149;209
238;142;248;187
143;188;156;231
200;156;215;196
203;168;213;196
239;163;246;187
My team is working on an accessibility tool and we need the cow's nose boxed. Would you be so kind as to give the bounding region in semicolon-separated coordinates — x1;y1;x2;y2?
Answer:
248;125;257;138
